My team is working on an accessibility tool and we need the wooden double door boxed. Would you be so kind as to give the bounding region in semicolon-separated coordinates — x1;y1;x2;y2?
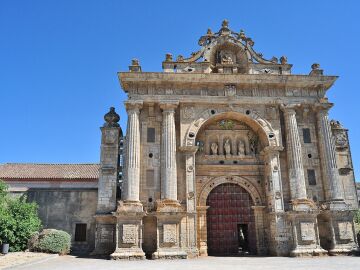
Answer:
206;183;256;256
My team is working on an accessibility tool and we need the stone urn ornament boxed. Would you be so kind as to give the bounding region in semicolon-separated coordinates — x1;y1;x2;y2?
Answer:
103;107;120;128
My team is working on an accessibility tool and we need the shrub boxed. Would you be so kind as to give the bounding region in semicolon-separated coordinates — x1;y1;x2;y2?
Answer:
354;210;360;224
29;229;71;255
0;180;42;251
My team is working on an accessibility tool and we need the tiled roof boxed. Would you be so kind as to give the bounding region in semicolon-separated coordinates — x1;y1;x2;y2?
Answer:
0;163;100;180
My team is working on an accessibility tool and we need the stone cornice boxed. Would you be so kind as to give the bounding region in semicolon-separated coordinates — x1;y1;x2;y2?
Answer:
119;72;338;92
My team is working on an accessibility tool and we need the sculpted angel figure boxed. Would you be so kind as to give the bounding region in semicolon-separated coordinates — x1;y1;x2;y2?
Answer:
210;142;218;155
224;139;231;156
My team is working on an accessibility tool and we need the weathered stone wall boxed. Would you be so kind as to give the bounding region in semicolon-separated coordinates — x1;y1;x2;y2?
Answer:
27;188;97;254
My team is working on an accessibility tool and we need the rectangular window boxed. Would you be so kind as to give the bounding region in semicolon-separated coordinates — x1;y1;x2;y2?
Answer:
75;223;87;242
307;169;316;186
146;170;155;188
303;128;311;143
147;127;155;143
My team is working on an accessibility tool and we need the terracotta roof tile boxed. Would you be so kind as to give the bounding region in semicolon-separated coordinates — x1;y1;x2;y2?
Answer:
0;163;100;180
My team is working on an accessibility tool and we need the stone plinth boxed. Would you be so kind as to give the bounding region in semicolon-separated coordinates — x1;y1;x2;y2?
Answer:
110;201;145;260
152;200;187;259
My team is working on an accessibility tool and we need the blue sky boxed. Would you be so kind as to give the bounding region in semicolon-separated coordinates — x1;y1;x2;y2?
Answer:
0;1;359;181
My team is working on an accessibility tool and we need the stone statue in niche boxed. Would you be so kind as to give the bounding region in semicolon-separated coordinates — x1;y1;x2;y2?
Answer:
222;53;234;64
250;141;256;155
224;139;231;156
210;142;218;155
238;140;245;157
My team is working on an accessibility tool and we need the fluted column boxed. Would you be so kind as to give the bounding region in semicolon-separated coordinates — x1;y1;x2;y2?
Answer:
122;101;143;202
160;102;179;201
316;104;343;201
281;105;307;200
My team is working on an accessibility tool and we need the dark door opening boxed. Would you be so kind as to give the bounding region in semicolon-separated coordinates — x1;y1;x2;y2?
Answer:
142;216;157;259
237;224;249;255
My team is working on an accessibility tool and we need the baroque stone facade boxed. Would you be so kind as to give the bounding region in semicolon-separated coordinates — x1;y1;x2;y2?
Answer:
94;20;359;258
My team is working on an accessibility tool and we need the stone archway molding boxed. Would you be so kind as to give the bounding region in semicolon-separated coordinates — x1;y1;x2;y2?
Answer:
198;175;263;207
184;108;279;148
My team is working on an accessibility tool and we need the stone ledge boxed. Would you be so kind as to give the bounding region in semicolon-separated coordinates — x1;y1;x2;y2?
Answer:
110;248;145;260
152;249;187;259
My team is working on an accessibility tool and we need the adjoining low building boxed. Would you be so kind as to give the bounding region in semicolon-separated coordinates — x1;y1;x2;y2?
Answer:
0;163;100;254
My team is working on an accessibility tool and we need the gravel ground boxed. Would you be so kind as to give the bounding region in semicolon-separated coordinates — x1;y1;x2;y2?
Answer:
8;255;360;270
0;252;57;269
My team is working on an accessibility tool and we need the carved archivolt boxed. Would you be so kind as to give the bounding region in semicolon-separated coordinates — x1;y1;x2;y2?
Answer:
197;176;263;207
184;108;278;148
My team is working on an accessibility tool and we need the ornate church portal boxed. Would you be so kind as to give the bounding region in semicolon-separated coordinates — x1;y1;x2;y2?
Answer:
206;183;256;255
93;20;359;259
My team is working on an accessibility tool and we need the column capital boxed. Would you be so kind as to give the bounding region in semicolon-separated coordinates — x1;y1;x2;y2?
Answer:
314;102;334;114
251;205;266;211
179;146;198;154
125;101;143;112
261;146;284;156
280;103;301;115
159;101;179;111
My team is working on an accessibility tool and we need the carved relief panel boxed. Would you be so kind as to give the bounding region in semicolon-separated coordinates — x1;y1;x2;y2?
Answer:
122;224;137;244
300;222;315;242
338;221;353;240
163;224;177;244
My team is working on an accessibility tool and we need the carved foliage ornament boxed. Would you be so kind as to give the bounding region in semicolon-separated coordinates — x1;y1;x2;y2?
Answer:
218;119;235;130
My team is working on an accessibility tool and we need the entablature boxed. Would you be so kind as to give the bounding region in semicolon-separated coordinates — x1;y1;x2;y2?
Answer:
119;72;337;96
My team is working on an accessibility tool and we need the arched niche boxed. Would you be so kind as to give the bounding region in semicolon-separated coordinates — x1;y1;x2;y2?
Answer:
205;41;250;73
184;109;278;150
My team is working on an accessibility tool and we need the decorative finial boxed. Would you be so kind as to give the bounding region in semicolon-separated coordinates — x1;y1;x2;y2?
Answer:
309;63;323;76
176;55;184;62
131;58;139;66
222;19;229;28
280;56;288;65
239;29;246;39
165;53;173;62
129;58;141;72
103;107;120;128
311;63;320;70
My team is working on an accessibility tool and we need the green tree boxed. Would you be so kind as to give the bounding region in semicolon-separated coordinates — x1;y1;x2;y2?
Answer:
0;180;42;251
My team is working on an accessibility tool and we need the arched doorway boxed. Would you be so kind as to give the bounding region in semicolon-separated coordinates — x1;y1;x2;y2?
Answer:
206;183;256;256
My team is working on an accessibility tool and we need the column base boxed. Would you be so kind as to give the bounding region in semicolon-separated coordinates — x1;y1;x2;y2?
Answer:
110;248;145;260
290;247;328;257
155;199;183;212
318;204;357;256
198;243;208;256
328;247;354;256
287;205;326;257
116;200;144;213
152;248;187;259
91;214;117;256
